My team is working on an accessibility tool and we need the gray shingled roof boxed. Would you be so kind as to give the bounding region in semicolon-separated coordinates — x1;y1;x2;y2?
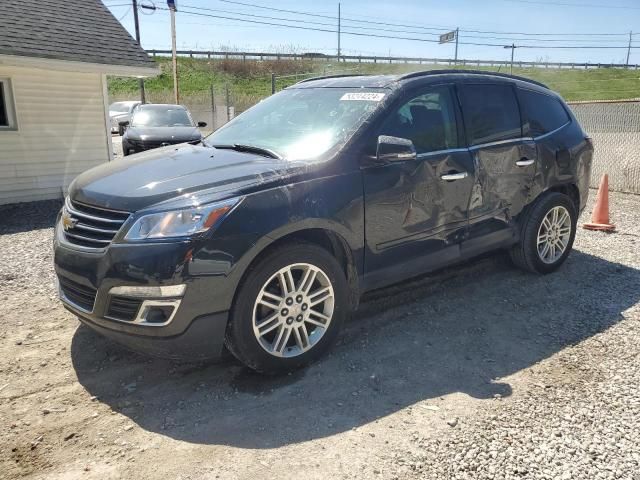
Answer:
0;0;156;70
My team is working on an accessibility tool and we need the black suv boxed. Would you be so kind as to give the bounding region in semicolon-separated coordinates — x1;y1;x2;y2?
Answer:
54;71;592;372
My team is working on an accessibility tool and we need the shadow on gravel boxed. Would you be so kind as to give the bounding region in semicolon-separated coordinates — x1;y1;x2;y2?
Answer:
71;249;640;448
0;199;62;234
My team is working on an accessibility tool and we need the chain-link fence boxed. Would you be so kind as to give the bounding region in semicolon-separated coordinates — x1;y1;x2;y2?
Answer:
569;101;640;194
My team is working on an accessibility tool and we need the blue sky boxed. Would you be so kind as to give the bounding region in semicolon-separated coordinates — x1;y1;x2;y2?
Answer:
104;0;640;64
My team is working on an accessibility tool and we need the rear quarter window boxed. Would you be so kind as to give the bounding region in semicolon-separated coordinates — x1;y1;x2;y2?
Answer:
459;83;522;146
519;89;570;137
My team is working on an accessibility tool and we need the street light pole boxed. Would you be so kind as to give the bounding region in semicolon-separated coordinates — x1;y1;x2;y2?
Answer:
504;43;517;74
132;0;146;103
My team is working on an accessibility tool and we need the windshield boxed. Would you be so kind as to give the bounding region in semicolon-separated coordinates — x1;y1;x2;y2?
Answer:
205;88;387;161
110;102;133;114
131;107;194;127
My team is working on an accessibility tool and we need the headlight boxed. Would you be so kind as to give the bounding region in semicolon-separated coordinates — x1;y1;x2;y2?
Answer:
123;198;240;241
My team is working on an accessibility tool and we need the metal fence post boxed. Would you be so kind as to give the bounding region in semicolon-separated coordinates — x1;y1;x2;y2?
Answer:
225;84;231;122
271;73;276;94
210;84;215;130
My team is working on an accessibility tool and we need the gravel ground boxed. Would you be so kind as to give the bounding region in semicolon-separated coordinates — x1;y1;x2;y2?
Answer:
0;190;639;480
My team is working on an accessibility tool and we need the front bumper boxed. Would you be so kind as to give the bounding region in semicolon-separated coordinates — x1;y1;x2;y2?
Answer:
53;220;231;360
70;306;228;361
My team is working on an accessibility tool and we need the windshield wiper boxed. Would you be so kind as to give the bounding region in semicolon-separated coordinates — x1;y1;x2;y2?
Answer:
208;143;282;159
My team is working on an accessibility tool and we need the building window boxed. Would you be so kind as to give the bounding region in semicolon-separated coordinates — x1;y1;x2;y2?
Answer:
0;78;17;130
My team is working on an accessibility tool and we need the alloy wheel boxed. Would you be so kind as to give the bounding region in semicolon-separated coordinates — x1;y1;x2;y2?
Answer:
252;263;335;358
537;205;572;264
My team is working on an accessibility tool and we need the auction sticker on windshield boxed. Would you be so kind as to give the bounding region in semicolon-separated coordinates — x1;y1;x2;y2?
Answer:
340;92;386;101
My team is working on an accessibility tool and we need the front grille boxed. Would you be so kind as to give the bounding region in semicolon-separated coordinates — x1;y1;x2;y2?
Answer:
106;296;143;322
62;198;130;249
129;139;184;152
59;276;97;312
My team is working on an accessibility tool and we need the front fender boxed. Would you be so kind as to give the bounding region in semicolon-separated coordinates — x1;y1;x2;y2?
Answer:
192;172;365;313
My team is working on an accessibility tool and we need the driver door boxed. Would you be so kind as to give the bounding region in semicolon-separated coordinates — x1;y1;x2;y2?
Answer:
361;84;475;290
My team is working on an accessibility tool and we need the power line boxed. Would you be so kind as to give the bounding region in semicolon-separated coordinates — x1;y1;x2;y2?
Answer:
461;28;631;37
213;0;634;37
460;34;637;43
116;6;132;20
167;6;439;43
504;0;640;9
180;3;443;37
158;6;634;50
180;4;633;43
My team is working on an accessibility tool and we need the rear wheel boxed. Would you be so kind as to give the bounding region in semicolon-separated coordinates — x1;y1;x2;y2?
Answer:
225;242;349;373
510;192;577;274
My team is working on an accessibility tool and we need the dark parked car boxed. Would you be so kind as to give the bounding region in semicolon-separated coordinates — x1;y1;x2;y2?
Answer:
54;71;592;372
120;104;206;156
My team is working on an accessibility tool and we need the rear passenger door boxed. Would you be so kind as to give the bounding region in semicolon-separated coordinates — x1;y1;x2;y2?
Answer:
458;82;537;249
517;87;573;185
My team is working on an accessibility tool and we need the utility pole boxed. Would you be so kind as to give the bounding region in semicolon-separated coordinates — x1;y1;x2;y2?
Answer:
504;43;517;74
627;31;633;67
132;0;146;103
454;27;459;65
169;0;179;104
337;3;341;63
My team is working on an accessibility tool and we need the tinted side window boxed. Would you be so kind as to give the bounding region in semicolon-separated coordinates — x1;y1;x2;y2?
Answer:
519;89;570;137
459;84;521;146
379;85;458;154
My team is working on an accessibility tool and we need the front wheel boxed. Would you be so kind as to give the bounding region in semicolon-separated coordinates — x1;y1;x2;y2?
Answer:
510;192;577;274
225;242;349;373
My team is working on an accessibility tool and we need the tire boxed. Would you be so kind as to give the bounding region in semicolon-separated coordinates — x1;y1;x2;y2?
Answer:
510;192;577;274
225;242;349;373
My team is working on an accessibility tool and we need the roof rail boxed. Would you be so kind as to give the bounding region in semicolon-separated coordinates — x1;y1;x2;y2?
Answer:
295;73;366;85
397;69;549;89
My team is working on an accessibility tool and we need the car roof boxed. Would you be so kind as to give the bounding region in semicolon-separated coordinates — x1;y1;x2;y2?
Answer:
292;70;549;92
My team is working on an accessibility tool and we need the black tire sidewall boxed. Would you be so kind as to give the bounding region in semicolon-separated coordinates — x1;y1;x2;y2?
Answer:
226;243;349;373
523;193;577;274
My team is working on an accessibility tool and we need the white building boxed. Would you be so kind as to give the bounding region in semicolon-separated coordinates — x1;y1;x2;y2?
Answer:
0;0;159;205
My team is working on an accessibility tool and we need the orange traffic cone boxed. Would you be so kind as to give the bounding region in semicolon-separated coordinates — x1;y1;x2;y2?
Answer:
583;174;615;232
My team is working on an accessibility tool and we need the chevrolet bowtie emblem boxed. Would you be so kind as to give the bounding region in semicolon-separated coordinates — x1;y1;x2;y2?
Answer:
62;212;78;231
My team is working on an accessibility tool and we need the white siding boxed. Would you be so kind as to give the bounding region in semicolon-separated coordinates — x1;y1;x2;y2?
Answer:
0;65;110;205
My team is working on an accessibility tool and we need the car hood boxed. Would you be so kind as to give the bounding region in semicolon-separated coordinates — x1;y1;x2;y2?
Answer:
125;126;201;142
69;144;309;212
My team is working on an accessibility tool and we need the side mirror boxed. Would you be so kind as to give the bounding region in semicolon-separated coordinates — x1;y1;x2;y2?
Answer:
118;120;129;136
376;135;417;163
197;121;207;128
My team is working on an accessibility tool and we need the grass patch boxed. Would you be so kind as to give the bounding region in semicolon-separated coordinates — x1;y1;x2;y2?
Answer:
108;56;640;107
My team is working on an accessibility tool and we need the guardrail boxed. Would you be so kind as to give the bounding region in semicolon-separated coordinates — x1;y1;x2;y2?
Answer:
147;49;640;70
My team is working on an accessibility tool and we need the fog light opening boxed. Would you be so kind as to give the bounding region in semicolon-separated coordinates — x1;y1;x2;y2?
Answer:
143;305;175;324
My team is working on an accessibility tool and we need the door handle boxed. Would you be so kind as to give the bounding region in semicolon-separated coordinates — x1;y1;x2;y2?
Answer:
440;171;468;181
516;158;535;167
